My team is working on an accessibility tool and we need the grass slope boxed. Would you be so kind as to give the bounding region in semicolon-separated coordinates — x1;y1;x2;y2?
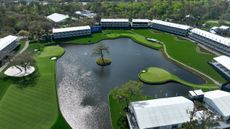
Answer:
132;29;225;83
0;45;70;129
139;67;218;90
109;95;124;129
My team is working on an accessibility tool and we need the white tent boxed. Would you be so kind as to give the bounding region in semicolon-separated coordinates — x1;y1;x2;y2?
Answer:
204;90;230;118
151;19;191;30
0;35;18;51
129;96;194;129
47;13;69;23
214;55;230;71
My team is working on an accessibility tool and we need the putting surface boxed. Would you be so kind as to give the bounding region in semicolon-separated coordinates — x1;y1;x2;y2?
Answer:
139;67;218;90
139;67;172;83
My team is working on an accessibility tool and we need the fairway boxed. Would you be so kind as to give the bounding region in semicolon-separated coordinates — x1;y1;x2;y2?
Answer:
0;46;70;129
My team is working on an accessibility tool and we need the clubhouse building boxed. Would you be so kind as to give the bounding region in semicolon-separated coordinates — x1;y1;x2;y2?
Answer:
131;19;150;28
127;96;194;129
211;55;230;80
100;18;130;28
0;35;19;65
52;26;91;39
188;28;230;56
150;19;192;36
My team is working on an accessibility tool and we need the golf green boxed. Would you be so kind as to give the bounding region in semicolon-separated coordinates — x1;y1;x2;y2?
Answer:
139;67;172;83
139;67;218;90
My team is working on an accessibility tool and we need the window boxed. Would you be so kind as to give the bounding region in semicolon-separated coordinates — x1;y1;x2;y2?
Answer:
172;124;178;129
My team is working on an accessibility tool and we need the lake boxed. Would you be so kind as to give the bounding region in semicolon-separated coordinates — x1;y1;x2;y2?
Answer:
56;38;204;129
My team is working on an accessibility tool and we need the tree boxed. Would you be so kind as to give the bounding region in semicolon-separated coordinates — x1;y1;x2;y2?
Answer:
111;80;144;112
18;30;29;38
93;43;110;65
9;51;36;73
181;101;221;129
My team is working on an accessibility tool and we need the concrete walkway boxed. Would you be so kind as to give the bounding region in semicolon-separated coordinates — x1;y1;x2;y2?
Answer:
0;41;29;73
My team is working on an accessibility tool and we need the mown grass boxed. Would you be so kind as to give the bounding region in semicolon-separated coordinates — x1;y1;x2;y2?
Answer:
132;29;226;84
139;67;172;83
0;45;71;129
139;67;218;90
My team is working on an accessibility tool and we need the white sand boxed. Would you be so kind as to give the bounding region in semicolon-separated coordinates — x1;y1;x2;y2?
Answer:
4;66;35;77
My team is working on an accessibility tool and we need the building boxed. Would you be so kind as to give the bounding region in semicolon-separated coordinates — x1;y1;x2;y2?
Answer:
127;96;194;129
0;35;19;65
204;90;230;125
52;26;91;39
91;26;102;33
210;26;219;34
75;10;96;18
219;25;230;32
210;26;230;35
47;13;69;23
221;82;230;92
100;19;130;28
131;19;150;28
189;28;230;56
151;19;192;36
188;89;204;100
210;55;230;80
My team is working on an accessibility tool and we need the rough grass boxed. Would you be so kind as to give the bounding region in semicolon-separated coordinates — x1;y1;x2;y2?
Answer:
109;95;125;129
0;45;70;129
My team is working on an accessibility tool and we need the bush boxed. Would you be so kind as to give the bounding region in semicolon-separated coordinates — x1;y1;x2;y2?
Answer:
96;58;111;66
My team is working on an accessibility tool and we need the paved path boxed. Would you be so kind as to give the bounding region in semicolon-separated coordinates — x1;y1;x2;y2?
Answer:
0;41;29;73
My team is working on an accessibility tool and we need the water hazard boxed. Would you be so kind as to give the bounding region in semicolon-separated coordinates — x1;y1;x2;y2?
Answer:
56;38;204;129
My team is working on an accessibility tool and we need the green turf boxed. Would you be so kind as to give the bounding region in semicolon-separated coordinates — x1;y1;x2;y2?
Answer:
139;67;218;90
139;67;172;83
0;78;11;100
109;95;125;129
0;45;70;129
132;29;226;83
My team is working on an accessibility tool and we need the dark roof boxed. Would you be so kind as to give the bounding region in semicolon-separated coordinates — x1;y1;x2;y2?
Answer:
222;82;230;91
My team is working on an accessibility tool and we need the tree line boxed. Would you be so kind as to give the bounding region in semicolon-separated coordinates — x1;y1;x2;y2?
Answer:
0;0;230;40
